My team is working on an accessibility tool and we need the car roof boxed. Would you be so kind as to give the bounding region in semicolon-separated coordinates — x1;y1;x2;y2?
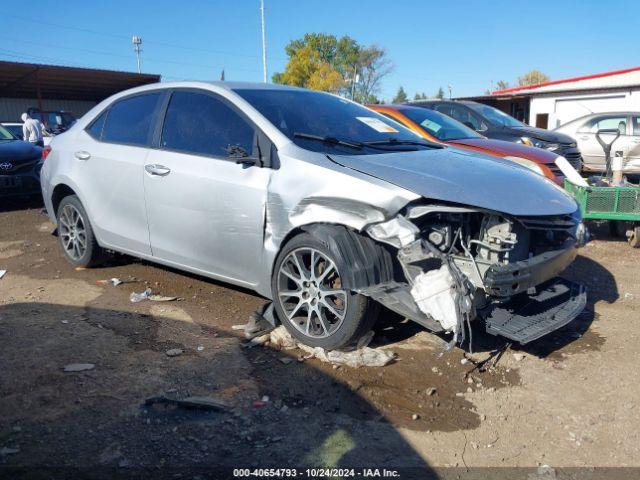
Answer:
124;80;307;94
407;99;480;106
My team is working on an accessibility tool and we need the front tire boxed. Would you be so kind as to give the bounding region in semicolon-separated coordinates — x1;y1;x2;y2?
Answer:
56;195;104;267
271;233;378;351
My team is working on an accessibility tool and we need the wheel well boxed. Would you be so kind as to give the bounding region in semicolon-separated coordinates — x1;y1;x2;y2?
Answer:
51;184;77;216
281;223;397;291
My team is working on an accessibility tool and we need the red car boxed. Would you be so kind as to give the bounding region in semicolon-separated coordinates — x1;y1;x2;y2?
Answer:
369;104;564;184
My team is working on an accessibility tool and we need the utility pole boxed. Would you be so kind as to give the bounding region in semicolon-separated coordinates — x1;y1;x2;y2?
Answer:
260;0;267;83
448;84;452;99
132;36;143;74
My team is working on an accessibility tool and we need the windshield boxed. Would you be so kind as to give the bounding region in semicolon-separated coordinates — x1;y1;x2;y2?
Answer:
234;88;431;154
0;124;15;142
465;103;524;127
399;107;482;141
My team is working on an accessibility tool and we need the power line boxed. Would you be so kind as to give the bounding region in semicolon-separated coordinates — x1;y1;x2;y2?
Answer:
0;37;264;75
5;13;286;62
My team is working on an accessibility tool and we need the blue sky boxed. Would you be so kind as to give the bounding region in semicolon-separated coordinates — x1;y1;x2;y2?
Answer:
1;0;638;100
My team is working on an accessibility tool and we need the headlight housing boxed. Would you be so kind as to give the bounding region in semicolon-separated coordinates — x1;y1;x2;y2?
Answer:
520;137;560;151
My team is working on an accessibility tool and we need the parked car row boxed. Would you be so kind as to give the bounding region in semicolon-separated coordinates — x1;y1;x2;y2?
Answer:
0;123;43;197
409;99;584;172
38;81;588;351
368;104;564;184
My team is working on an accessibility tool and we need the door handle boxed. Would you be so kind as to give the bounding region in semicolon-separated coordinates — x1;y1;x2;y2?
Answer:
74;151;91;160
144;164;171;176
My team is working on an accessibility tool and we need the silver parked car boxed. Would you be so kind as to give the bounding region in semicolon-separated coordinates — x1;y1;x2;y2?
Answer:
555;112;640;174
41;82;587;350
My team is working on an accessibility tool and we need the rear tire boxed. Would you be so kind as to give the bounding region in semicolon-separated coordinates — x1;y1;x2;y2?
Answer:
271;233;378;351
609;220;630;238
629;226;640;248
56;195;105;267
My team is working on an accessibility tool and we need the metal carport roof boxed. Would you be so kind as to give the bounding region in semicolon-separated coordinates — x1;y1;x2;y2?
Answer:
0;60;161;101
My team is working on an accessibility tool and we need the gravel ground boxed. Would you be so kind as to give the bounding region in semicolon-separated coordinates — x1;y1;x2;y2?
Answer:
0;198;639;479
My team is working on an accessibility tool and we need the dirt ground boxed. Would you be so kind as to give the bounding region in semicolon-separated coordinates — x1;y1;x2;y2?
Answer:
1;198;639;479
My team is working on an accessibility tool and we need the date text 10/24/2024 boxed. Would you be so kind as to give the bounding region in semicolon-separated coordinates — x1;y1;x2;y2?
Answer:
233;468;401;478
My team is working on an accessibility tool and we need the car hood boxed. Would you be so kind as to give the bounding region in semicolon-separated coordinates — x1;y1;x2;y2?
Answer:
511;125;575;144
449;138;559;165
329;147;578;217
0;140;42;162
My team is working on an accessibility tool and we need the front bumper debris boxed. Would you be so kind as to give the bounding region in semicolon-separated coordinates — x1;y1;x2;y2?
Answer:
480;278;586;344
483;246;578;297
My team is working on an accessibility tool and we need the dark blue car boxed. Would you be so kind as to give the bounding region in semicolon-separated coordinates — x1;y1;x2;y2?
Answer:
0;124;43;197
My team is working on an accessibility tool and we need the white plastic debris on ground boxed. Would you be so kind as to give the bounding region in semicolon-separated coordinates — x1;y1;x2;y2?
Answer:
130;288;177;303
267;326;394;368
410;265;458;331
0;269;6;280
130;288;151;303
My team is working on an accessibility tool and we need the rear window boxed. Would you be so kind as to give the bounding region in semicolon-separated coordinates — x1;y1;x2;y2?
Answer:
101;93;162;146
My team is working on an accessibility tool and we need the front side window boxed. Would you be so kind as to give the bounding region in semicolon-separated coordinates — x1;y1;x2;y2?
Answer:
161;90;255;158
578;116;627;134
234;88;433;155
102;92;162;146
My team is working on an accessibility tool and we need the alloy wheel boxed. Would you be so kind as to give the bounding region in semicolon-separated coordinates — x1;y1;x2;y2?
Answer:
276;247;348;338
58;204;87;261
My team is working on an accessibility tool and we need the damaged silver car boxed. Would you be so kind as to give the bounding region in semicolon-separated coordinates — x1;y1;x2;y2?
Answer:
41;82;588;350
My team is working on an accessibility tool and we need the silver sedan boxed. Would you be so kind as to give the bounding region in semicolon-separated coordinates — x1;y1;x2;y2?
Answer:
41;82;587;350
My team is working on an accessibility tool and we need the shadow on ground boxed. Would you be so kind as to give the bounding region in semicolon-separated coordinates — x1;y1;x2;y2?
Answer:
0;195;43;213
0;302;435;479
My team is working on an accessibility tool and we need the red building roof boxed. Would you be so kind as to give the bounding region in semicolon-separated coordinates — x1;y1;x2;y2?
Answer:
492;66;640;95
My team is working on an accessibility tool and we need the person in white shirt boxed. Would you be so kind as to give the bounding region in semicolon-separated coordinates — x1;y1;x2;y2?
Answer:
21;113;44;147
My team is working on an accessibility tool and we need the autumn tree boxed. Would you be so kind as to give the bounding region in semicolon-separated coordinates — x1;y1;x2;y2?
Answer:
517;70;550;87
392;86;408;103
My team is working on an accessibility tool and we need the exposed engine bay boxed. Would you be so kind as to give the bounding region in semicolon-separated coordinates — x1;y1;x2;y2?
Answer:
364;202;588;346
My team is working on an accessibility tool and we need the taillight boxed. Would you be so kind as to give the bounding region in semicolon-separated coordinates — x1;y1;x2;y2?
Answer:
42;146;52;161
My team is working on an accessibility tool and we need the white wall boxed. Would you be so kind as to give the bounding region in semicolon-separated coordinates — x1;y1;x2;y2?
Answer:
529;89;640;129
0;97;97;122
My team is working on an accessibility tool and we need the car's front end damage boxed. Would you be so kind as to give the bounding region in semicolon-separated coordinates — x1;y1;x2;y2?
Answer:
364;202;588;346
260;139;589;349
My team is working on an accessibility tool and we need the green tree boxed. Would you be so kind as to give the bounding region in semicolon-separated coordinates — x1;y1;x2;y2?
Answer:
273;33;392;102
496;80;510;90
435;87;445;99
517;70;550;86
392;86;408;103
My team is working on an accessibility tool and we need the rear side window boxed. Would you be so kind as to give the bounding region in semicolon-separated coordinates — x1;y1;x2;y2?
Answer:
86;111;107;140
102;93;161;146
161;90;255;158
